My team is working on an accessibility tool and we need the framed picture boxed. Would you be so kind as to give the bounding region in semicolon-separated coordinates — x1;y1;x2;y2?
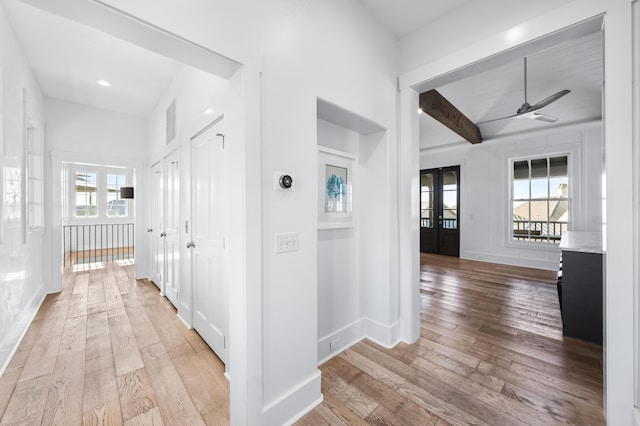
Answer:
318;146;356;229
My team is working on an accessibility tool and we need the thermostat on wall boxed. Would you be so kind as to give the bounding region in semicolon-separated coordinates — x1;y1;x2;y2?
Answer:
273;171;295;191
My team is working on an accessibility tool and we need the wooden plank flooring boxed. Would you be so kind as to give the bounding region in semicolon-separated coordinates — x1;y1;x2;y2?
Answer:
297;253;604;425
0;263;229;425
1;255;604;425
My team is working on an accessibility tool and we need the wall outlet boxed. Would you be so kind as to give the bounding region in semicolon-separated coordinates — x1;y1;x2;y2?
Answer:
275;232;299;253
330;337;340;351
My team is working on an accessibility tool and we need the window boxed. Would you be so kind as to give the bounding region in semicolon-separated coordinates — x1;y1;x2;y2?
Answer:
511;155;569;243
74;171;97;217
4;166;21;221
106;173;127;217
65;165;132;222
27;121;44;230
420;173;434;228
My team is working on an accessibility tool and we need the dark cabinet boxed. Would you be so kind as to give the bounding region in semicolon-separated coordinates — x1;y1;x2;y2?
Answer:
558;232;603;344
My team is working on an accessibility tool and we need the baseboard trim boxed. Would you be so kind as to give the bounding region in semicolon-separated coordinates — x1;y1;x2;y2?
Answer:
282;395;324;426
461;251;558;271
176;313;192;329
317;318;364;365
262;370;322;426
364;317;401;348
0;287;46;376
318;317;402;364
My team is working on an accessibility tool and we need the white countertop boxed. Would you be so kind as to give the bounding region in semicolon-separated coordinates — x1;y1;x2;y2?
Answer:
559;231;603;254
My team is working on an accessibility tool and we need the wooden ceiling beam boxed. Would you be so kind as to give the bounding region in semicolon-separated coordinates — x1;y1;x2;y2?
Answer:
419;89;482;144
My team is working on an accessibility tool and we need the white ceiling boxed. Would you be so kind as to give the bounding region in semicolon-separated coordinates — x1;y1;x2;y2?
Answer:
359;0;472;38
3;0;181;117
419;31;603;148
3;0;603;141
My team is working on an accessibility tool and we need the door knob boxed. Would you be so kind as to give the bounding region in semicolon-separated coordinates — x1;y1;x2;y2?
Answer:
160;232;166;237
147;228;153;232
186;242;195;248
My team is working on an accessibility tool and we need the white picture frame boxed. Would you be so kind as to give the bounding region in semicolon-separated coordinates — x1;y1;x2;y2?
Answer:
318;146;356;229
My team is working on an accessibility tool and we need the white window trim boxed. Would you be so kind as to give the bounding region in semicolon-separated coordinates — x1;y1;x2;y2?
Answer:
505;142;582;250
64;163;133;225
24;88;44;234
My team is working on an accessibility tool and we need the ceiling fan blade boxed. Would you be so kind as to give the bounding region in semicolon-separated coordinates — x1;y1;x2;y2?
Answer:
529;89;571;111
476;113;518;124
479;111;559;125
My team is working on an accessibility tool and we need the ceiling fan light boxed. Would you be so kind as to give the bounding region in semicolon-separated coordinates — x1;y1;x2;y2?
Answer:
532;113;558;123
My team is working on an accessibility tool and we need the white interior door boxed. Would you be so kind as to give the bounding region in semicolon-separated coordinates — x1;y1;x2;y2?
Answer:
149;161;163;288
164;150;181;307
190;118;227;363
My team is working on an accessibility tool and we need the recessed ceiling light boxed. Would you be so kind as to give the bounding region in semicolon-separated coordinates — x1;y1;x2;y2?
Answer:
204;108;215;115
97;80;111;87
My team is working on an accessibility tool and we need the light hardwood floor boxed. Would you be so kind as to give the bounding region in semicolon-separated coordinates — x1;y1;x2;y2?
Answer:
0;262;229;425
1;255;604;425
296;253;604;425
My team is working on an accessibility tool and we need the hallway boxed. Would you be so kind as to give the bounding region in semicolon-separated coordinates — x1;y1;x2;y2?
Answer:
0;263;229;425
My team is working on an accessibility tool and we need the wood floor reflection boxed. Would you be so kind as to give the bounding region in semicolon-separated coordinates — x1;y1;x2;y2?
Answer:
0;255;604;425
297;253;604;425
0;263;229;425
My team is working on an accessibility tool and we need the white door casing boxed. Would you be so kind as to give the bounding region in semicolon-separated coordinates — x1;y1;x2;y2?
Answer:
149;161;163;288
190;117;227;363
164;150;181;307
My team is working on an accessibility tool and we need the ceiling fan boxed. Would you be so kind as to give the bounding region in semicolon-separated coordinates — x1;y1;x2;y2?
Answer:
478;57;570;124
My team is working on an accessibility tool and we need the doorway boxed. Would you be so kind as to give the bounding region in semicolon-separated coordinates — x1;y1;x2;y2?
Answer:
420;165;460;257
190;117;228;364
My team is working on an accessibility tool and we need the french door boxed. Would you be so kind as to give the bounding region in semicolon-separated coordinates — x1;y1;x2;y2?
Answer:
420;166;460;257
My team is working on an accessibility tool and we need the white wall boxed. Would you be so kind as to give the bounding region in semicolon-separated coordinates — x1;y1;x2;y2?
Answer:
317;112;399;363
360;129;397;333
399;0;574;74
0;2;46;375
45;98;148;158
317;119;360;361
258;2;397;422
147;64;230;161
420;123;603;270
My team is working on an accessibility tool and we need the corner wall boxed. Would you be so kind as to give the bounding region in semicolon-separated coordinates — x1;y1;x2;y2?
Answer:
316;116;398;364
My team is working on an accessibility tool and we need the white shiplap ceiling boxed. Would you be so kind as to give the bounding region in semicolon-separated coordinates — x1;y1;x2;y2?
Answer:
419;31;603;148
3;0;181;117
